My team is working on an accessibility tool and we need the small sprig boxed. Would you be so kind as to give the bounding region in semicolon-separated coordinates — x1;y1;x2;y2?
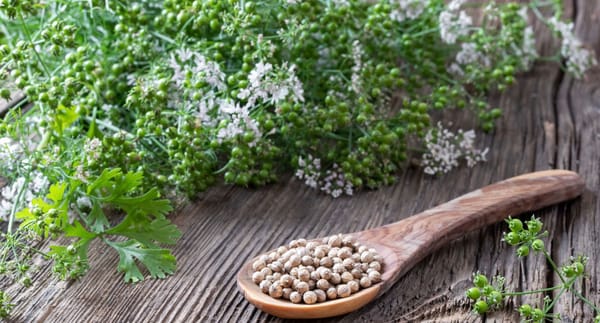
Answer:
468;215;600;322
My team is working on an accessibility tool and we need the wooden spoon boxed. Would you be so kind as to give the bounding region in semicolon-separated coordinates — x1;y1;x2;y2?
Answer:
237;170;584;319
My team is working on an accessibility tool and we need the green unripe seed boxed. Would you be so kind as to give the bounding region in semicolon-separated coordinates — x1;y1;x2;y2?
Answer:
473;300;489;314
466;287;481;300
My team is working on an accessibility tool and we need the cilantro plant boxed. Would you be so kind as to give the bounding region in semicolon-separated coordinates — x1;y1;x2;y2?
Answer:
0;0;596;318
467;216;600;322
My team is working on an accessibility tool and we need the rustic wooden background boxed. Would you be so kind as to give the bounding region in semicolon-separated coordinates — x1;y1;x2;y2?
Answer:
2;0;599;322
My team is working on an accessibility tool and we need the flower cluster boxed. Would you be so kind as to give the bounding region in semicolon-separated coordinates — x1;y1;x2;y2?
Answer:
548;17;598;77
421;123;489;175
296;155;353;198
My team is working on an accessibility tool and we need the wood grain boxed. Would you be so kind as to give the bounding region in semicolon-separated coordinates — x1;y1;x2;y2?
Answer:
1;0;599;322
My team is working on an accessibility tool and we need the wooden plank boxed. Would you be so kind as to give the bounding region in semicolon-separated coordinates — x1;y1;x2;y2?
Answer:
3;0;600;321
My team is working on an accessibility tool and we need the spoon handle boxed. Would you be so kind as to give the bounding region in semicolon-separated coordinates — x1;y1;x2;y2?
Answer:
354;170;584;295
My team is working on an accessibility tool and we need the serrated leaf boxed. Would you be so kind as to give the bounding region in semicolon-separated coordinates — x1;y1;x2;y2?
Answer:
64;220;97;240
86;168;122;194
111;188;173;218
52;105;79;134
106;215;181;247
85;200;109;233
105;239;177;283
47;183;67;204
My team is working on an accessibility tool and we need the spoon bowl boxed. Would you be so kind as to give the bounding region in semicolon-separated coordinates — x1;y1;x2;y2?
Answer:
237;170;584;319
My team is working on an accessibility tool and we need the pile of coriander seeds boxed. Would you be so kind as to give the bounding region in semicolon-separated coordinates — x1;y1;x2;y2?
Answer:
251;234;383;304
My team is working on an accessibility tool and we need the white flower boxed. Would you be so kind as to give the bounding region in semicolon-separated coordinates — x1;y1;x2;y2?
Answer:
455;42;490;67
519;26;538;68
216;99;262;145
295;154;321;189
421;122;488;175
548;17;597;77
295;156;352;198
351;40;364;94
439;4;472;44
84;138;102;161
390;0;429;22
238;61;304;108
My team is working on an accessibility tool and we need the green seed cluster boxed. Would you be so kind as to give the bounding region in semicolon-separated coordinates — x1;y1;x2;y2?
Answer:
252;235;383;304
502;216;547;257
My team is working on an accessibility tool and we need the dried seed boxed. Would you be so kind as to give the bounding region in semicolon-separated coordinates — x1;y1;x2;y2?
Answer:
280;274;293;288
320;257;333;268
341;271;354;283
316;278;330;290
310;270;320;281
348;280;359;293
301;255;313;266
369;261;381;272
298;268;310;282
368;270;381;283
283;287;293;300
303;291;317;304
326;287;338;300
343;258;354;270
252;271;264;284
330;272;341;285
328;235;342;248
314;289;327;302
259;280;271;294
252;260;266;271
360;251;374;263
359;276;372;288
290;291;302;303
269;282;283;298
336;284;351;298
296;281;309;294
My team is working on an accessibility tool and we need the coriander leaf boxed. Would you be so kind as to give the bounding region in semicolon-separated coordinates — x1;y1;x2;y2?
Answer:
84;200;109;233
110;188;173;218
106;215;181;247
52;105;79;135
86;168;122;195
64;220;97;241
47;183;67;204
105;239;177;283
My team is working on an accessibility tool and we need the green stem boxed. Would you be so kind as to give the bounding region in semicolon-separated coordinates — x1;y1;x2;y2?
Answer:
502;284;563;296
572;289;600;313
17;9;51;77
543;250;567;285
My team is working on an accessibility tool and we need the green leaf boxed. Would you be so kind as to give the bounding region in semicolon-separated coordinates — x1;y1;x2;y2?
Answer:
106;214;181;247
86;168;122;195
64;220;97;241
47;183;67;204
111;188;173;218
52;105;79;134
105;239;177;283
85;199;109;233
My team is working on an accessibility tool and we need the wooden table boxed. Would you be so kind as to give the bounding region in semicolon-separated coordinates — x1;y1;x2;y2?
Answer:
3;0;600;321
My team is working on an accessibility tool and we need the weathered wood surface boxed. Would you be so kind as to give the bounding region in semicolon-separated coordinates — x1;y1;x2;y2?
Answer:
2;0;600;322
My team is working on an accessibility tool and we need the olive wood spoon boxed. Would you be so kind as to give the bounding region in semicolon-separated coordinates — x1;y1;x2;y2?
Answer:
237;170;584;319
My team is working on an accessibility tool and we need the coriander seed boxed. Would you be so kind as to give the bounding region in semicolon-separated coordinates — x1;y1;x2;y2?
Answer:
337;284;351;298
252;271;264;283
290;291;302;304
303;291;317;304
316;279;330;290
314;289;327;303
326;287;337;300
